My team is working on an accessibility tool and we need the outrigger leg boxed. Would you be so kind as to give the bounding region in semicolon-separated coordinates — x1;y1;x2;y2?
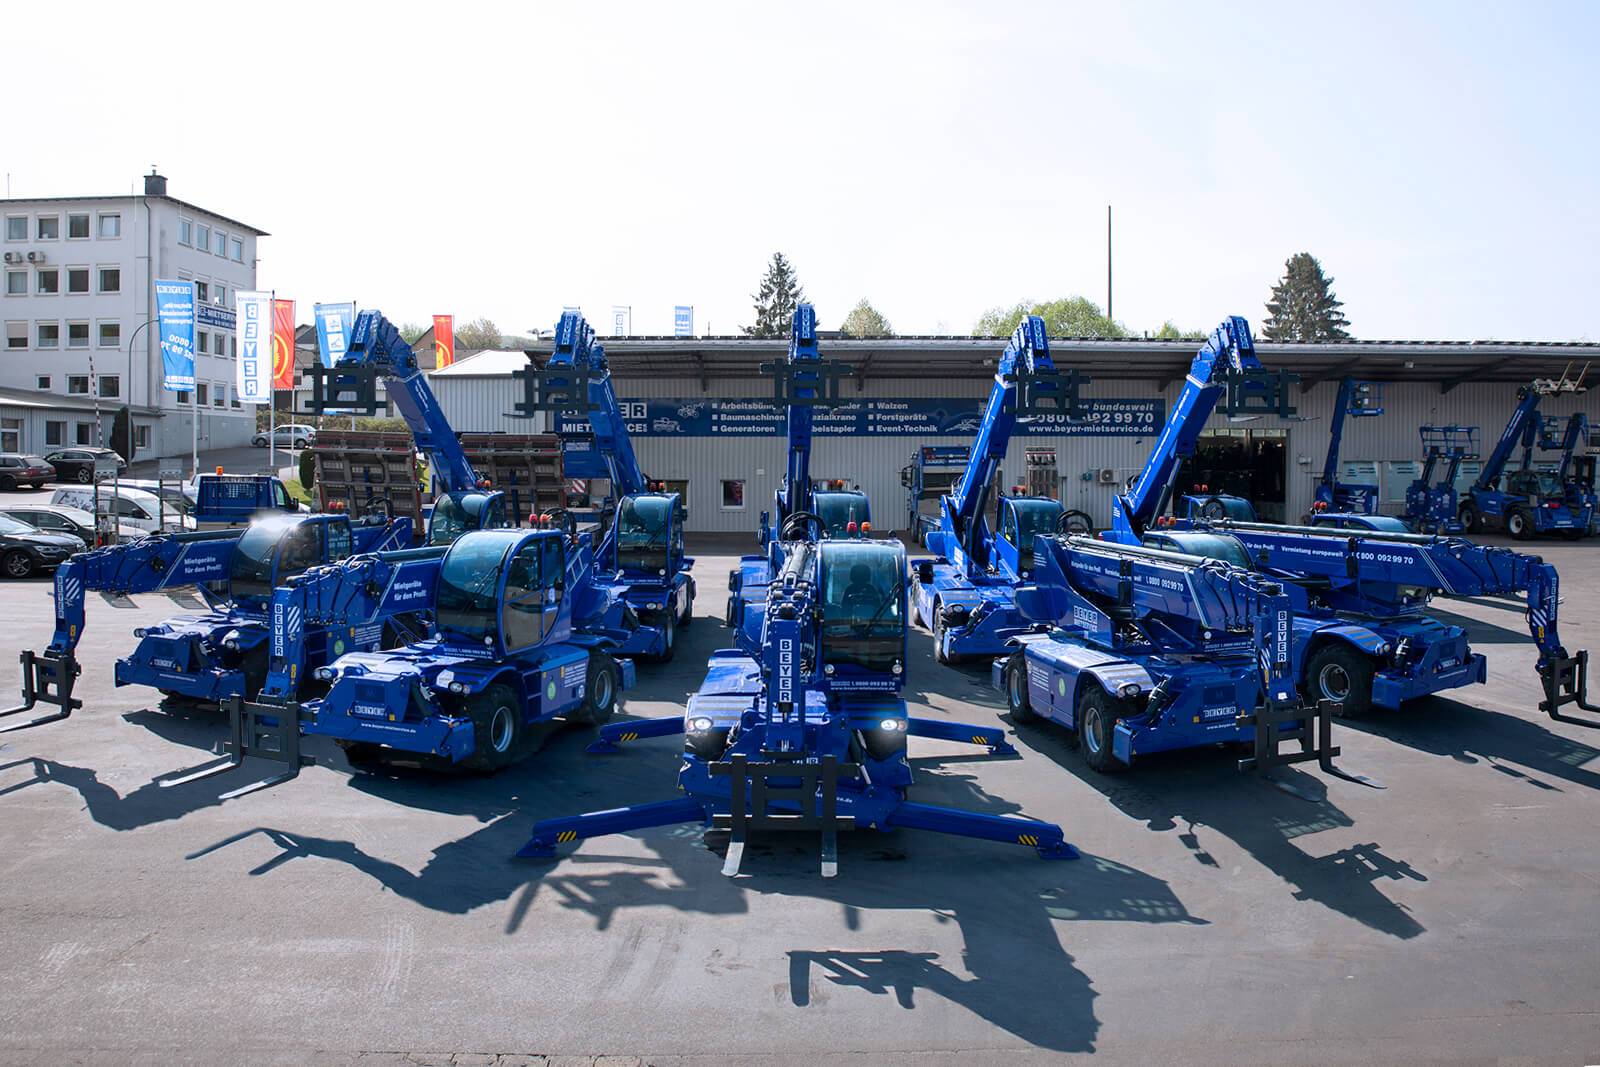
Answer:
0;651;81;735
905;716;1017;756
586;714;685;754
159;697;313;799
517;796;707;859
884;801;1078;860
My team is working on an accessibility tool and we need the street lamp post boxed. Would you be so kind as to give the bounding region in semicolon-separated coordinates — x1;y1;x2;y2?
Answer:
122;318;160;457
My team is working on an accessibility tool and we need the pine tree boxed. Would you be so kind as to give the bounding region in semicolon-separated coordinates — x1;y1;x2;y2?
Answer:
744;253;807;337
1261;253;1351;341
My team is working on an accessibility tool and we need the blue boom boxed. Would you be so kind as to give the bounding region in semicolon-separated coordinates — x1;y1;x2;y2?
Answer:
1310;378;1383;519
1460;375;1595;539
913;316;1090;662
513;311;695;661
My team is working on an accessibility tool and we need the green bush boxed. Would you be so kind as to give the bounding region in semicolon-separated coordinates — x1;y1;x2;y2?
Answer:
299;449;316;491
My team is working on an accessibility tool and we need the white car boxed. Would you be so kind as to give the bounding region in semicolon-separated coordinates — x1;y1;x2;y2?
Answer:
50;485;192;534
252;424;317;449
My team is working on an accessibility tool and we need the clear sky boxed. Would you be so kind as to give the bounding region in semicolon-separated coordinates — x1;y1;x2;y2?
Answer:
7;1;1597;340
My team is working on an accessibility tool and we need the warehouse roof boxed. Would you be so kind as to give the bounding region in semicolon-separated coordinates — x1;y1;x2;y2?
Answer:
432;335;1600;395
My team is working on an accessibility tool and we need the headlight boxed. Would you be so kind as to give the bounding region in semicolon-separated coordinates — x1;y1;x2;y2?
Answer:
1119;682;1141;699
647;602;662;610
824;663;835;675
314;667;334;681
223;637;239;651
658;568;667;576
879;719;906;732
449;681;467;694
891;660;903;675
689;716;714;732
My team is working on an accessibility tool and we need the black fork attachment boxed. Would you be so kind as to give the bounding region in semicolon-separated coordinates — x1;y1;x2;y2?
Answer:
1540;651;1600;728
0;651;82;735
160;697;312;799
710;753;856;878
1236;697;1379;794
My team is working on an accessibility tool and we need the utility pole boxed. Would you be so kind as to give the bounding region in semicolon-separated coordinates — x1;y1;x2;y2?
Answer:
1106;204;1113;326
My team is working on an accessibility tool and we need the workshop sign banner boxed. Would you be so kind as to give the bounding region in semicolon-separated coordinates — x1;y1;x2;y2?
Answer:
555;397;1163;437
155;279;196;392
234;291;273;404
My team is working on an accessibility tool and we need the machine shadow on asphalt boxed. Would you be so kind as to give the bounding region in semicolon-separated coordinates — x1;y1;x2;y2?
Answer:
1005;714;1430;941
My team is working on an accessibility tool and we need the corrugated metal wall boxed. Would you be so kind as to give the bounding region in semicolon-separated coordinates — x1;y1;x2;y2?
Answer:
431;373;1596;533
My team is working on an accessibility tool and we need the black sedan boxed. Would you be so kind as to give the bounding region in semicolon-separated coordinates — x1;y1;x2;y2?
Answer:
42;447;127;485
0;513;84;579
0;454;57;490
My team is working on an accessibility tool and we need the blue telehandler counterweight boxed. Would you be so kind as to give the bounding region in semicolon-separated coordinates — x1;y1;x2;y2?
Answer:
512;310;695;661
912;316;1091;662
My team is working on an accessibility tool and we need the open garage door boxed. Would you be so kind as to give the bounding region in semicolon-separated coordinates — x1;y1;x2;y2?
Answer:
1176;428;1288;522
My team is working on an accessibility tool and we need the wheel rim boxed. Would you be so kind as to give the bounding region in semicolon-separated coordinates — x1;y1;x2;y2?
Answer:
1318;662;1352;702
76;469;91;483
5;555;29;577
489;704;514;753
1084;707;1104;754
1510;514;1524;535
594;667;614;710
1008;665;1025;709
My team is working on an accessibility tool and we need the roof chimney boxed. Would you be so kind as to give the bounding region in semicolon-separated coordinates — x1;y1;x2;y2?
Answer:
144;169;167;197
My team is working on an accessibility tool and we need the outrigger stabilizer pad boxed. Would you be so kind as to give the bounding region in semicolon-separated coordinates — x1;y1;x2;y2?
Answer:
0;651;81;735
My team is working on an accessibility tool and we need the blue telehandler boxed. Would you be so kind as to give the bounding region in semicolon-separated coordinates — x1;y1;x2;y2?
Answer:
724;304;873;635
1403;425;1479;533
1308;377;1384;520
994;533;1343;779
168;524;645;796
0;511;412;733
522;527;1076;876
912;315;1091;662
1458;372;1594;539
512;311;694;660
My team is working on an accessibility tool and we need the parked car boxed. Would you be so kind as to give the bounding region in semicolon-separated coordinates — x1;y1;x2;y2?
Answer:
0;513;84;578
119;479;198;515
0;502;146;543
51;485;192;535
0;454;57;490
42;447;128;485
252;424;317;448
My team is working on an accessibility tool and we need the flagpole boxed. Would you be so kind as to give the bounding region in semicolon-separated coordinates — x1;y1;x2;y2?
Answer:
268;288;276;475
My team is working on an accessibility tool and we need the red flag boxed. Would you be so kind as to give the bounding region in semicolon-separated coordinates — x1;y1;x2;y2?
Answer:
433;314;454;369
272;299;296;390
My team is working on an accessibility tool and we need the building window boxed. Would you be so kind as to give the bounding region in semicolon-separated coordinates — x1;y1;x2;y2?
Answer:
194;281;208;303
230;236;243;262
134;424;150;449
229;336;237;357
230;384;240;409
212;381;225;408
179;219;192;246
35;376;50;390
1;418;22;453
98;321;120;348
67;267;90;294
97;213;121;239
5;322;25;349
45;421;64;446
74;423;92;445
196;382;209;405
5;271;23;296
98;267;120;293
68;375;89;395
214;283;226;305
176;390;190;403
196;330;209;354
720;479;746;510
213;231;226;256
4;217;24;241
195;225;210;252
67;322;89;349
37;322;59;348
100;375;119;398
37;268;59;294
36;216;59;240
67;213;90;239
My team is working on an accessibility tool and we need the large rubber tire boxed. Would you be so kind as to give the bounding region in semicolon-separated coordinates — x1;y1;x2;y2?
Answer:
337;740;386;770
240;645;269;699
933;608;954;665
0;476;15;491
1458;503;1478;534
1005;651;1037;724
1200;497;1229;520
1077;687;1130;774
677;589;694;628
3;550;35;580
1304;642;1376;719
464;682;522;772
1507;509;1531;540
651;610;677;663
74;467;92;484
570;653;620;726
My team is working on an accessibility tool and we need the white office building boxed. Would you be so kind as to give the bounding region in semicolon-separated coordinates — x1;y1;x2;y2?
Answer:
1;172;266;459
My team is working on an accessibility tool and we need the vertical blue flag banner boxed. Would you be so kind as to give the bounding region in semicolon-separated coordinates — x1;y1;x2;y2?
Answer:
314;301;356;368
673;305;694;337
155;279;196;391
